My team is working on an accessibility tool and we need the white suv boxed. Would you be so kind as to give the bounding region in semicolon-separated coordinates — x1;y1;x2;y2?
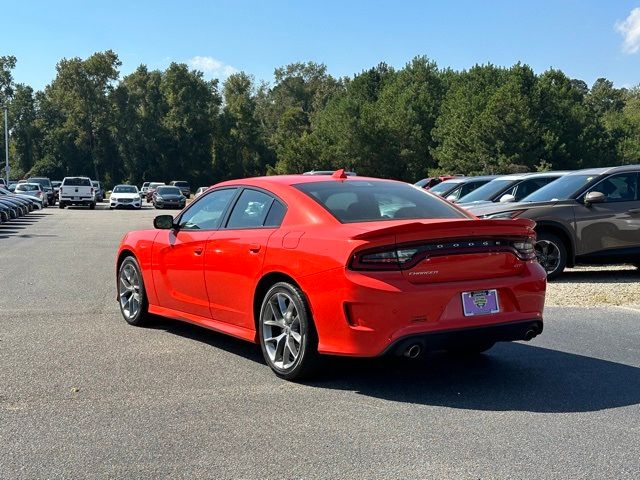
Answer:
59;177;96;209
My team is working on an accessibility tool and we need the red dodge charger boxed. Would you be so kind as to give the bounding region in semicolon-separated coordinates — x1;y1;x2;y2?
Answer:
116;171;546;379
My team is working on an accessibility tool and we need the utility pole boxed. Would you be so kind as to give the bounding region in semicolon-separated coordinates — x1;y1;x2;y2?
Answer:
3;105;8;185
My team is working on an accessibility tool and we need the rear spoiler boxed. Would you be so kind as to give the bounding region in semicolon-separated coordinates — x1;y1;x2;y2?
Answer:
350;218;536;241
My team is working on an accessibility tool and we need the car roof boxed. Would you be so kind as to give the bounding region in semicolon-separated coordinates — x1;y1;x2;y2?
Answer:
567;164;640;176
492;171;569;181
217;173;403;189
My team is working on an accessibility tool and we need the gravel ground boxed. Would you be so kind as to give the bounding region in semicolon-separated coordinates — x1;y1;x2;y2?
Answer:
1;206;639;479
546;265;640;308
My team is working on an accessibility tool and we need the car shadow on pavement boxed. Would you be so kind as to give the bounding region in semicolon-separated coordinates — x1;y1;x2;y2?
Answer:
554;268;639;284
307;342;640;413
148;317;640;414
148;316;265;363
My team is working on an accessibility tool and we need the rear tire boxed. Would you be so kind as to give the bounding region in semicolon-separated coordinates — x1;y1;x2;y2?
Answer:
58;202;65;209
258;282;319;380
118;256;151;327
535;232;567;280
89;202;96;210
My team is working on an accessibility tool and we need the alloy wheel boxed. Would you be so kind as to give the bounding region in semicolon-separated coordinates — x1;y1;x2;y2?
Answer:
261;292;303;370
535;240;561;274
119;263;142;320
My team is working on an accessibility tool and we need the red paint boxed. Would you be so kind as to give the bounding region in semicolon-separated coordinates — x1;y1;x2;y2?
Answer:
117;175;546;357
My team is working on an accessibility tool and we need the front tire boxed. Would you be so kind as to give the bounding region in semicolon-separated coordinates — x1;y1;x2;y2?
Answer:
59;202;65;209
89;202;96;210
118;256;151;326
258;282;319;380
535;232;567;280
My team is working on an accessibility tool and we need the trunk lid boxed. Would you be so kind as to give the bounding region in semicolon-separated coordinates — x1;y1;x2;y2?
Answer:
350;218;536;283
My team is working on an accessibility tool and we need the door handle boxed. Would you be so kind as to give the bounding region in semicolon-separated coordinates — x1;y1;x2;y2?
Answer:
249;244;261;253
193;246;204;256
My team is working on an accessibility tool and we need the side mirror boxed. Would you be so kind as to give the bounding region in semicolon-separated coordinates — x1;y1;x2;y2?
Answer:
499;194;516;203
154;214;175;230
584;191;605;205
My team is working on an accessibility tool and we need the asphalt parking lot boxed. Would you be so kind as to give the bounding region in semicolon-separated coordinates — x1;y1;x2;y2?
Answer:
1;204;639;479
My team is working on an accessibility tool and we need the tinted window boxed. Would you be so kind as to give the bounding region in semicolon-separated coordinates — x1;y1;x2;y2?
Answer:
587;173;638;202
295;181;466;223
63;177;92;187
173;181;189;187
227;189;275;229
428;180;461;196
113;185;138;193
459;180;487;198
458;179;515;203
179;188;236;230
523;174;598;202
513;177;557;201
157;186;182;195
264;200;286;227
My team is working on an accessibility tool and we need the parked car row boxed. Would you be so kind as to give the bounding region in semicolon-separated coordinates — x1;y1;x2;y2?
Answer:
416;165;640;278
0;183;45;224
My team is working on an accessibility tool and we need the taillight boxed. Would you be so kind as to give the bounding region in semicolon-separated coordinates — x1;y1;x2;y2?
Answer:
350;237;538;271
512;238;536;260
351;247;420;271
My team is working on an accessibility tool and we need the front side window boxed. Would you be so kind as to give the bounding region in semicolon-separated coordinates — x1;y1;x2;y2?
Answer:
227;189;276;229
513;177;557;201
587;173;638;202
295;180;467;223
179;188;237;230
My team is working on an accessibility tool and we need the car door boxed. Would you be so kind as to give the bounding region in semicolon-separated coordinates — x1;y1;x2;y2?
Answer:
573;172;640;255
204;188;287;328
152;188;238;318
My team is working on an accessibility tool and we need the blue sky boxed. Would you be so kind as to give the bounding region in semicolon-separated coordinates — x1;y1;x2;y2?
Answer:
5;1;640;90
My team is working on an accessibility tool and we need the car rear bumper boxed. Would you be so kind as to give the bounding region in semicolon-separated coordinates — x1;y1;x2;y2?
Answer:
382;318;543;356
298;262;546;357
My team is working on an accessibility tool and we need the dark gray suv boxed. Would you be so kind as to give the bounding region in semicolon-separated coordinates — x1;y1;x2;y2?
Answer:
466;165;640;278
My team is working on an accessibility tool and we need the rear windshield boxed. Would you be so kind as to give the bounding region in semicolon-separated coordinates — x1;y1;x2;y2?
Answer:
157;186;182;195
113;185;138;193
173;181;189;187
63;177;92;187
16;184;41;191
149;182;165;188
92;181;100;187
295;180;467;223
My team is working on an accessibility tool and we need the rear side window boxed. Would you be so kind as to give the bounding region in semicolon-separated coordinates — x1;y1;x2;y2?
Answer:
227;189;276;229
295;181;467;223
63;177;91;187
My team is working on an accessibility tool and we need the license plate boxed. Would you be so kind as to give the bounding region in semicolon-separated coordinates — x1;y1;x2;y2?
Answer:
461;289;500;316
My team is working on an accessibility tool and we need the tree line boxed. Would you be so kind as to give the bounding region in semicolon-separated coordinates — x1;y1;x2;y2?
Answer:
1;51;638;187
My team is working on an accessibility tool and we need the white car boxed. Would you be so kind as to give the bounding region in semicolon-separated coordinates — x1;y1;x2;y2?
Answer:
194;186;208;197
110;184;142;209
